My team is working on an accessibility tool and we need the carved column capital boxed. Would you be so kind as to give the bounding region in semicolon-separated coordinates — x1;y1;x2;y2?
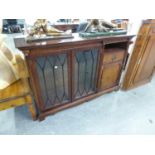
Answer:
24;50;30;57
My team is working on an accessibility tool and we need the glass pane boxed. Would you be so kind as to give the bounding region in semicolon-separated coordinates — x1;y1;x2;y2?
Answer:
74;48;99;99
36;53;69;109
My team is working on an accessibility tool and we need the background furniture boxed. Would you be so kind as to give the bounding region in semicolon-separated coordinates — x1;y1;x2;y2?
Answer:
122;19;155;90
52;23;79;32
14;34;134;120
2;19;24;34
0;53;36;120
76;22;88;32
111;19;129;30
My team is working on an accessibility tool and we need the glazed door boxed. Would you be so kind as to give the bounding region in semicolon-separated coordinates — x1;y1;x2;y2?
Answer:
35;53;70;110
73;48;100;100
100;62;122;90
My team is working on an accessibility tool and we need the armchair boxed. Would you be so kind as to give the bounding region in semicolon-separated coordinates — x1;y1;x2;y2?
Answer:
0;41;36;120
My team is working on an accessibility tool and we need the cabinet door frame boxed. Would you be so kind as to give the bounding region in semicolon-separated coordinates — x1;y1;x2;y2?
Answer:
26;49;72;113
98;41;129;91
122;21;155;90
71;44;102;101
133;35;155;84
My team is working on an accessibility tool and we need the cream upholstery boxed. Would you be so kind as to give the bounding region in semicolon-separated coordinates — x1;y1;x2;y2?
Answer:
0;42;15;62
0;40;20;90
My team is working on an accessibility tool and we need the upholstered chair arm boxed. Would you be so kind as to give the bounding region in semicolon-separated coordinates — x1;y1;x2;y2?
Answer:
15;53;29;78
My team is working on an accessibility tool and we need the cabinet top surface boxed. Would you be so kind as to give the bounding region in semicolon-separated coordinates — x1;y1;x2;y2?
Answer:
14;33;134;50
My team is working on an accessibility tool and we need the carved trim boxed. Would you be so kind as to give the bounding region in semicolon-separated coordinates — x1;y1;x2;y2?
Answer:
103;38;129;45
23;50;30;57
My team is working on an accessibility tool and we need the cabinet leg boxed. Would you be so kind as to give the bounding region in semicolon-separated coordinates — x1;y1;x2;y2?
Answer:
25;95;37;121
39;115;45;121
114;86;120;91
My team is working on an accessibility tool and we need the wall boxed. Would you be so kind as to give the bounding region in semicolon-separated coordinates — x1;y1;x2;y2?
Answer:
127;19;142;54
0;19;2;33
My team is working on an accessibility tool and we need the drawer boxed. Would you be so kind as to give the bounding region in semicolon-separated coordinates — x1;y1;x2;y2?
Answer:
103;48;125;64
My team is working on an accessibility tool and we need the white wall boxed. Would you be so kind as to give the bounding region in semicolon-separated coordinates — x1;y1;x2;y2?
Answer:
128;19;142;53
0;19;2;33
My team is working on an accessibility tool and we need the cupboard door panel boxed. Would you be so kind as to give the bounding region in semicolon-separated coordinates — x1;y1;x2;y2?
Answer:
134;36;155;83
122;20;155;90
100;62;122;90
36;53;70;109
73;48;99;99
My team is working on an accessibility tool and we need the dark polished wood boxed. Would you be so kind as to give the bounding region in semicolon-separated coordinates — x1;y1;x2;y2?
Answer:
38;85;120;121
100;62;123;90
14;33;134;120
14;33;133;50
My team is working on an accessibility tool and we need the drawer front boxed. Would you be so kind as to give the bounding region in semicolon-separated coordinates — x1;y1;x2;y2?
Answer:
103;49;125;64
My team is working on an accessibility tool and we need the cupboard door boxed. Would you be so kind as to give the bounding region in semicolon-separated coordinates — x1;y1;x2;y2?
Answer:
36;53;70;109
122;20;155;90
73;48;100;99
133;36;155;84
100;62;122;90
